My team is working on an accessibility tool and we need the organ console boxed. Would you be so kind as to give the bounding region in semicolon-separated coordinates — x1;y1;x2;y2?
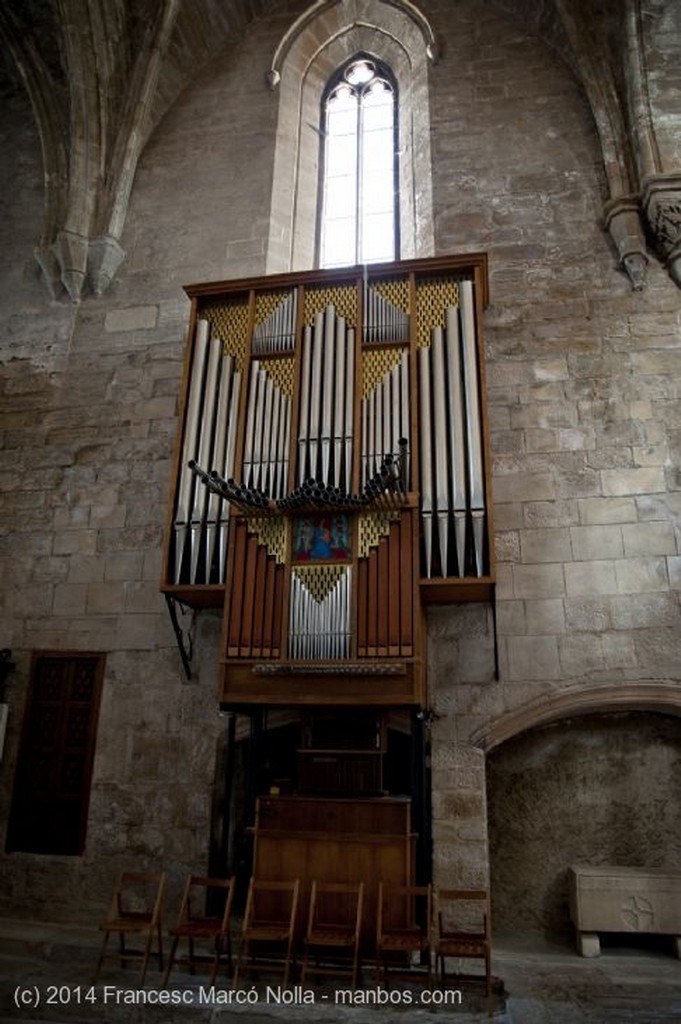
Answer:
161;254;495;706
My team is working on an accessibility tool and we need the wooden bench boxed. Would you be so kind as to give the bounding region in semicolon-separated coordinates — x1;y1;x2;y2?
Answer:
568;865;681;958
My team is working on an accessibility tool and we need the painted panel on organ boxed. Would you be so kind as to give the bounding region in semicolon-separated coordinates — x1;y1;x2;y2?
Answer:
293;514;352;562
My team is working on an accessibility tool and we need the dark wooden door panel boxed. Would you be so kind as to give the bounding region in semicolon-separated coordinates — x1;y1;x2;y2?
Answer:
7;652;105;855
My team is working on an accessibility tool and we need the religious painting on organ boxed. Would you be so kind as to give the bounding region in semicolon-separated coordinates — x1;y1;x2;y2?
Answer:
161;254;495;707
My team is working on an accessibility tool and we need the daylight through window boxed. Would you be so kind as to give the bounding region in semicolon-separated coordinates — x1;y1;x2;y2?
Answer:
319;57;397;268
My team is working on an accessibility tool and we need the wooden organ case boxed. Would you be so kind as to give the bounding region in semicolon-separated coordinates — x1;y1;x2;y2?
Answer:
161;255;494;922
162;253;495;709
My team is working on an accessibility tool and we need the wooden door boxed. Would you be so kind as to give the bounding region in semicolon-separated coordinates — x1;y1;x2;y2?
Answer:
7;652;105;855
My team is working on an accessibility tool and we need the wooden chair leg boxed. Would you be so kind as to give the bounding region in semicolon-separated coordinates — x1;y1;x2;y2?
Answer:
139;932;154;986
351;948;360;990
94;932;110;983
208;942;220;988
162;935;180;988
233;938;247;987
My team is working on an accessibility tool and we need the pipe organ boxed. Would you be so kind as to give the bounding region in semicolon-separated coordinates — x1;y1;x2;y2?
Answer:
162;255;494;706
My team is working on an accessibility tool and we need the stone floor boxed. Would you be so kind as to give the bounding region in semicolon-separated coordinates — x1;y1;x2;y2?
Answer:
1;919;680;1023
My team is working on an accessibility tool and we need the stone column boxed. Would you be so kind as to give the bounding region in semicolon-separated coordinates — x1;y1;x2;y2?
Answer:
431;727;489;890
426;604;496;890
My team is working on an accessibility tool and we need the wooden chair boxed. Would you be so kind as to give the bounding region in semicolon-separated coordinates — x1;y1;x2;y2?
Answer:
94;871;166;986
233;878;300;987
376;882;432;988
301;881;364;990
162;875;235;987
434;889;492;1010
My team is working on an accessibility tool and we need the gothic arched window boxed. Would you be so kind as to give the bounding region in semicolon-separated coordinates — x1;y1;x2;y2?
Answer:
318;56;398;268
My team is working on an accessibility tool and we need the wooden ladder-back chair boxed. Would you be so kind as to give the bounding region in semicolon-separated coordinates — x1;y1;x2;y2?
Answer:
301;881;364;990
234;878;300;987
434;889;493;1011
94;871;166;986
376;882;432;988
162;875;235;987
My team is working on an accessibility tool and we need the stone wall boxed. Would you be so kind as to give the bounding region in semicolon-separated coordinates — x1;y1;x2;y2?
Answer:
0;0;680;926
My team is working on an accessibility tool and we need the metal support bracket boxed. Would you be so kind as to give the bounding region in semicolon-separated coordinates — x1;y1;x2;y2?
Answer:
165;594;194;681
491;584;500;681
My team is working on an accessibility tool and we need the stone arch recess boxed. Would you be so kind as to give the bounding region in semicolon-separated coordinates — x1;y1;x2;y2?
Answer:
266;0;435;272
470;683;681;753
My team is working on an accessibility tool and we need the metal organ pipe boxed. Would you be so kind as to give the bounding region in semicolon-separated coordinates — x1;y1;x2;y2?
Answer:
251;368;266;491
174;319;208;583
189;333;221;584
333;316;346;489
321;307;335;483
431;326;450;577
308;310;324;480
418;345;434;579
459;281;486;576
298;326;312;485
399;351;410;487
219;362;240;581
445;306;467;575
206;352;234;581
242;359;259;490
343;326;354;493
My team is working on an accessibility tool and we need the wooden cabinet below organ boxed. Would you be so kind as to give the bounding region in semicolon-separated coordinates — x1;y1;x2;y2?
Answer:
252;795;415;953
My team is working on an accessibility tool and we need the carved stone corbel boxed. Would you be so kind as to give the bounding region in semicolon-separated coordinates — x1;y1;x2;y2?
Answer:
53;229;89;303
641;174;681;288
603;196;649;290
86;236;126;297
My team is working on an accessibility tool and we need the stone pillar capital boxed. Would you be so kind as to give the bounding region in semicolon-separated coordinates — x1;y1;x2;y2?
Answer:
641;173;681;288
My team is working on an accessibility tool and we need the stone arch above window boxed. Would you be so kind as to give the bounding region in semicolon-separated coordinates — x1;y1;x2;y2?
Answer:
266;0;435;273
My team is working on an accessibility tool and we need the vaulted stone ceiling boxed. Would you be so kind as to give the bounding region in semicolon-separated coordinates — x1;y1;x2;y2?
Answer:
1;0;679;299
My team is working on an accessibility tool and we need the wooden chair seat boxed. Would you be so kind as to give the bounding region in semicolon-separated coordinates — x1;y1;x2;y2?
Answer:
438;930;488;955
243;923;293;942
379;927;429;950
307;924;357;945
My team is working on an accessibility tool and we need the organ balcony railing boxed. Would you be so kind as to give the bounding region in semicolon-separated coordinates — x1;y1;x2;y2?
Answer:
161;254;495;706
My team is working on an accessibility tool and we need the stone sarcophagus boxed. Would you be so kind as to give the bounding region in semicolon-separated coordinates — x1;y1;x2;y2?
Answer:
568;865;681;959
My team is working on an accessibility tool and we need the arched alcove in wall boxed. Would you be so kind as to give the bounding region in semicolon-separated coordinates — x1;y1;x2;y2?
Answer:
266;0;435;272
486;710;681;942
